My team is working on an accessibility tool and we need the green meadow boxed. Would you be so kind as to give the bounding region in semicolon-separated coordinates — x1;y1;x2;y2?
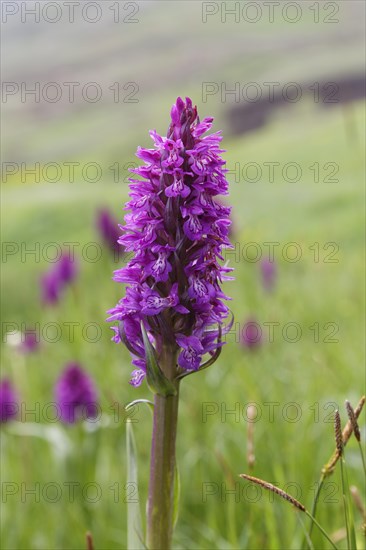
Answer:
1;98;365;548
1;1;365;547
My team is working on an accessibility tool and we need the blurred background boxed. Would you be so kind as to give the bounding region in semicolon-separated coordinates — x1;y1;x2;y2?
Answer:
1;1;365;549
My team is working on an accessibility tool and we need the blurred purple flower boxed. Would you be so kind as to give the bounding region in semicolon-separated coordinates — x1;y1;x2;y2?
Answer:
58;252;78;285
41;271;61;305
108;97;233;386
55;363;98;424
20;329;39;353
96;208;122;255
241;319;262;349
260;257;276;291
40;251;78;305
0;379;18;423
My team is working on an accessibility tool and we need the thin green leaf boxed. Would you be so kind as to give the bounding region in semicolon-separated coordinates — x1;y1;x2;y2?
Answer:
126;419;144;550
125;399;154;415
341;455;357;550
357;441;366;478
304;511;338;550
303;474;324;549
298;513;314;550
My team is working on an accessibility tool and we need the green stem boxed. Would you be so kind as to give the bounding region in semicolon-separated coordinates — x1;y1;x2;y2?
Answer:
358;441;366;477
340;453;357;550
146;349;179;550
298;513;314;550
309;475;325;538
339;457;351;549
304;510;338;550
301;474;325;549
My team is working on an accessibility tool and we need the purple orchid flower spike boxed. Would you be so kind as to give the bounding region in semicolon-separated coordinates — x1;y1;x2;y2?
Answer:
96;208;122;256
0;379;18;423
58;251;78;285
260;257;276;291
41;270;61;305
241;318;263;349
108;98;234;549
108;97;234;388
20;329;39;353
40;250;78;305
55;363;98;424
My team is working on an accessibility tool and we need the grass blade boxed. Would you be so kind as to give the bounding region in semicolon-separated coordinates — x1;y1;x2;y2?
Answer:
341;457;357;550
239;474;338;550
126;419;144;550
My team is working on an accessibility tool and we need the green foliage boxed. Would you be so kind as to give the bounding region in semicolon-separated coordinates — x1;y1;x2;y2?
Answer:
126;420;144;550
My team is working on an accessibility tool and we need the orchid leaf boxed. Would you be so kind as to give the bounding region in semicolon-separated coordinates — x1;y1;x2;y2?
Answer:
140;322;177;396
126;420;144;550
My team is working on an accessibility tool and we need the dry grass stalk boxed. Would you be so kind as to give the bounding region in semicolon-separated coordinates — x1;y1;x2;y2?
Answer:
345;400;361;442
247;405;256;470
350;485;366;525
330;527;347;544
215;450;236;488
86;532;94;550
239;474;306;511
334;410;343;455
322;395;365;477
